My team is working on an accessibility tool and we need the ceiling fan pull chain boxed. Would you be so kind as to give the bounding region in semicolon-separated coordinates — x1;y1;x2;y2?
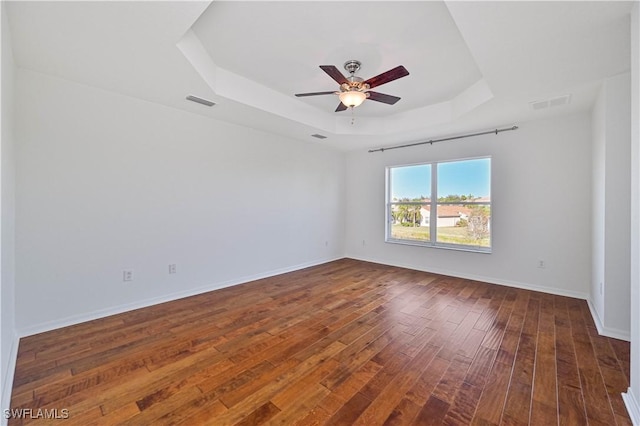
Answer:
351;107;355;125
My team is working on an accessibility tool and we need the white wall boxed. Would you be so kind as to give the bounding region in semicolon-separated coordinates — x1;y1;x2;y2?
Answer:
0;2;17;415
592;86;606;319
591;73;632;340
345;113;592;300
604;74;631;336
14;69;345;334
625;2;640;423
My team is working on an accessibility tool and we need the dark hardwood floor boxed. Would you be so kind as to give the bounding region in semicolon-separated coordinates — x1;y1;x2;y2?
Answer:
9;259;632;425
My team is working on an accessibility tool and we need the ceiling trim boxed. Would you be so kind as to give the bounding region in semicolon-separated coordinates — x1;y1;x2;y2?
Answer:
176;28;493;137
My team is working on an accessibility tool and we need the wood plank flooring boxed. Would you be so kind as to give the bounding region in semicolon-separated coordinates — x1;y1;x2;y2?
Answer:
9;259;632;425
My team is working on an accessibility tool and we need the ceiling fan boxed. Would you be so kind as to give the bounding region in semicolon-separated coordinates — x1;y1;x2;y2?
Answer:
295;60;410;112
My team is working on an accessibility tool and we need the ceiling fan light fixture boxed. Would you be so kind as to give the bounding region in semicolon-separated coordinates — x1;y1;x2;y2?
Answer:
339;90;367;108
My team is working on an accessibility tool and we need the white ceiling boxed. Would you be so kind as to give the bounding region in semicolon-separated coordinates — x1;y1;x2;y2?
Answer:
6;1;633;151
192;2;482;115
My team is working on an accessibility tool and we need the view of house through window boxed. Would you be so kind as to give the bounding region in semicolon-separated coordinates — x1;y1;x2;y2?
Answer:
387;157;491;252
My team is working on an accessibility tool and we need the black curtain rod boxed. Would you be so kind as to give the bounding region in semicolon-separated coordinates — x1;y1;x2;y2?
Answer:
368;125;519;153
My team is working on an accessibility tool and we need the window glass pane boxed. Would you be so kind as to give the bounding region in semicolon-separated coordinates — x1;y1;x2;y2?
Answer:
390;203;430;242
437;158;490;202
390;164;431;201
436;204;491;247
436;158;491;248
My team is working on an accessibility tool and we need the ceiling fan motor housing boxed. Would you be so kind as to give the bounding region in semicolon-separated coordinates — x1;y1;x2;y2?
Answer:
340;79;369;93
341;60;368;93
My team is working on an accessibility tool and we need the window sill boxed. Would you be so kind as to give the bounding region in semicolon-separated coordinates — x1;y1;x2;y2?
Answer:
385;238;492;254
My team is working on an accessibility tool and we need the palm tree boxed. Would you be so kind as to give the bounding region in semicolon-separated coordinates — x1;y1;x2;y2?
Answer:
410;204;422;227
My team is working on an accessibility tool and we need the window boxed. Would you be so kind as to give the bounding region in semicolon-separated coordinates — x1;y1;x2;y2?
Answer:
386;157;491;252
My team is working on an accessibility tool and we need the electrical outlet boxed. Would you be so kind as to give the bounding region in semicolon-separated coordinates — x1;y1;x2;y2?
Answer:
123;269;134;282
169;264;177;274
362;239;366;246
600;281;604;295
537;260;545;269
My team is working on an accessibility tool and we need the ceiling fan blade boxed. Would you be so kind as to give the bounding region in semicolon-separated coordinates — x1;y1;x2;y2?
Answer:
295;91;336;97
320;65;349;85
335;102;348;112
367;91;401;105
364;65;409;89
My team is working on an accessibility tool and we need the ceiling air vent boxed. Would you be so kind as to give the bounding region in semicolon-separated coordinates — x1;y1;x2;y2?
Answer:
549;94;571;107
530;100;549;110
529;94;571;111
186;95;215;107
311;134;327;139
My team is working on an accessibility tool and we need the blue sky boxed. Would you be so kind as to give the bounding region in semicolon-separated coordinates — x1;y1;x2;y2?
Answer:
390;158;490;200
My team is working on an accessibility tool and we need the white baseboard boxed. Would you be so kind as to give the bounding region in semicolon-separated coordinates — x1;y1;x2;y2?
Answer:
1;332;19;426
623;388;640;426
586;298;631;341
346;255;590;300
17;256;344;338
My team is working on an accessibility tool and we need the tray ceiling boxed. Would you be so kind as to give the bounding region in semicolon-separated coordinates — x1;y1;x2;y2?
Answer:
6;1;634;151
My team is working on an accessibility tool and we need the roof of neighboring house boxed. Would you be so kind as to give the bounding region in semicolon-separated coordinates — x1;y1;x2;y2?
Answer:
420;205;472;218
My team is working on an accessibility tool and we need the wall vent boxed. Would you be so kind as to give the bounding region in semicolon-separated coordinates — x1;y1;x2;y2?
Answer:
311;134;327;139
530;100;550;110
186;95;215;107
529;94;571;111
549;94;571;107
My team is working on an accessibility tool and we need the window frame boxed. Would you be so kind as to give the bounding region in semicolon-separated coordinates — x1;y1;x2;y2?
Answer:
385;156;492;253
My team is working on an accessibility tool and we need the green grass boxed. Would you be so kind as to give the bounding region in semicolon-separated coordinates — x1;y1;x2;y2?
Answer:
390;224;490;247
391;224;430;241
